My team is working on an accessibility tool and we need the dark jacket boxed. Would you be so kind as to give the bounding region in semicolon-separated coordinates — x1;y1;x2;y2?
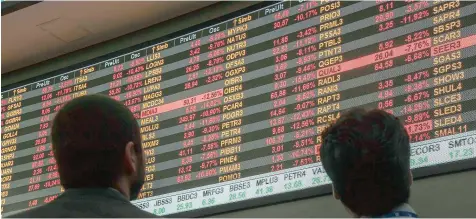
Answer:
6;188;157;218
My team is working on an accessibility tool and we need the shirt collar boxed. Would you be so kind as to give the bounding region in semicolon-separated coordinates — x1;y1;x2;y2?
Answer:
361;203;417;218
392;203;416;214
60;187;129;202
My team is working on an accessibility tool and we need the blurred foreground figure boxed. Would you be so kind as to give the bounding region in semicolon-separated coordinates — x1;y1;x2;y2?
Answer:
320;108;417;218
8;94;156;218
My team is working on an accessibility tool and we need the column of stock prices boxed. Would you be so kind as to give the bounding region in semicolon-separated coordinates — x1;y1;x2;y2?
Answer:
2;0;476;216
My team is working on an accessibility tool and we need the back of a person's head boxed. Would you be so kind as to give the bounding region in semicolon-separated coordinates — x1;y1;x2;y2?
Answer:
320;108;411;217
52;94;142;189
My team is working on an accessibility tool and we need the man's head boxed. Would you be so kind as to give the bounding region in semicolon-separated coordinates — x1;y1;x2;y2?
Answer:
320;108;412;217
51;94;145;200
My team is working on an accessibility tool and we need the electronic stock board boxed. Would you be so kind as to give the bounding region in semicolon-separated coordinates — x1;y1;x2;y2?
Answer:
2;0;476;217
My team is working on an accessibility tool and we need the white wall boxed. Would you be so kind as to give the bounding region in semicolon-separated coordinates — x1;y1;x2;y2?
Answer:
211;170;476;218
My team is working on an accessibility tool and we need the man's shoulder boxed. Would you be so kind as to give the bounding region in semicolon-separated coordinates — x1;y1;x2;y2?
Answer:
108;202;158;218
5;204;48;218
126;207;158;218
5;196;158;218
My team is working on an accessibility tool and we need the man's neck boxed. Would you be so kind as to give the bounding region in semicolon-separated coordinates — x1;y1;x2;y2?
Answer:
63;187;130;202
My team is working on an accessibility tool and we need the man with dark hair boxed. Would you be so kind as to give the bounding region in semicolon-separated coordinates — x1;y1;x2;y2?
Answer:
8;94;156;218
320;108;417;218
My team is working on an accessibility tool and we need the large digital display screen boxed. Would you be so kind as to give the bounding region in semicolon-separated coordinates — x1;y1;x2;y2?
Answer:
2;0;476;217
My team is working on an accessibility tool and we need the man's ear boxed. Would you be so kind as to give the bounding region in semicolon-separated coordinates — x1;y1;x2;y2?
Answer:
332;184;340;200
124;142;137;174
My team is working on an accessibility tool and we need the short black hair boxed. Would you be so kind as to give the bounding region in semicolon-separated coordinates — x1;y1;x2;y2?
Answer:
320;108;411;216
51;94;141;189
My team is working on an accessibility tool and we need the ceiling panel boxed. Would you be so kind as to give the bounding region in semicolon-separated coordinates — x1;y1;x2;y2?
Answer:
1;1;216;74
